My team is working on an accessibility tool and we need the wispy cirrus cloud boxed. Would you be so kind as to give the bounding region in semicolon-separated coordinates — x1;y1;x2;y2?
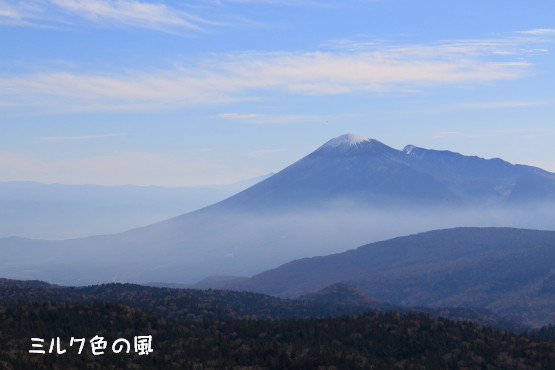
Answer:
52;0;217;31
0;0;335;31
0;0;216;32
0;0;49;26
327;29;554;59
217;113;262;120
517;28;555;35
433;131;461;139
248;148;287;157
215;113;341;124
419;100;552;114
224;0;334;6
37;133;125;141
453;100;550;109
0;31;552;114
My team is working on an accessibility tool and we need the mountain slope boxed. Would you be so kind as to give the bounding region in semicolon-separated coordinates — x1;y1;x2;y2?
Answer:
1;134;555;285
402;145;555;203
215;134;456;210
298;283;390;308
230;227;555;327
298;283;528;332
214;134;555;210
0;280;372;321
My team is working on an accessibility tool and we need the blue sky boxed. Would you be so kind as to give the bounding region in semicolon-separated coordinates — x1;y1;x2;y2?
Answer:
1;0;554;186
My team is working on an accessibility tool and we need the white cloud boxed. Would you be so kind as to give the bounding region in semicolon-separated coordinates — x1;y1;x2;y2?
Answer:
433;131;461;139
518;29;555;35
522;128;555;133
217;113;262;119
0;0;215;32
225;0;331;5
0;0;48;26
1;33;545;114
431;100;551;113
49;0;210;31
37;133;125;141
0;2;23;18
216;112;339;124
248;148;287;157
454;101;550;109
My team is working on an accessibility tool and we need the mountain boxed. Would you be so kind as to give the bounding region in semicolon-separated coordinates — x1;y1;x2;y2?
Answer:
214;133;555;210
298;283;391;308
0;280;372;321
299;282;528;332
0;277;529;332
229;227;555;327
401;144;555;203
1;134;555;285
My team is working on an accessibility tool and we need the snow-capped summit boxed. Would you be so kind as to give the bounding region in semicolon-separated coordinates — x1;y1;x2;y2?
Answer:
316;133;396;157
321;134;373;148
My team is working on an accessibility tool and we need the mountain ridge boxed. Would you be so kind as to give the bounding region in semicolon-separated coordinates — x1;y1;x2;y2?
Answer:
0;277;529;332
1;134;555;285
227;227;555;327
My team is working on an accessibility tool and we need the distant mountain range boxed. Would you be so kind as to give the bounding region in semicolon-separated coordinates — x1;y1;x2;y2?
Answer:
0;175;271;239
1;134;555;285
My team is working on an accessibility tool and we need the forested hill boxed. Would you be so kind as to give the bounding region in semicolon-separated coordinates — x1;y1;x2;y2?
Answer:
233;227;555;327
0;280;369;321
0;279;525;331
526;324;555;341
1;302;554;369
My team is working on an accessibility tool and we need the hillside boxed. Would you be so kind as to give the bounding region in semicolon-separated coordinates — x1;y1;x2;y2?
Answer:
232;227;555;327
299;283;527;333
298;283;391;308
0;278;527;333
526;324;555;341
0;280;370;321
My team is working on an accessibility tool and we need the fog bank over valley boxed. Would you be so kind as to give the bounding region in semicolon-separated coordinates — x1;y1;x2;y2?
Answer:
1;200;554;286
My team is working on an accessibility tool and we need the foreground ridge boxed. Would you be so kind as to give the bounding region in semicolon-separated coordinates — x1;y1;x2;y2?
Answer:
1;301;553;369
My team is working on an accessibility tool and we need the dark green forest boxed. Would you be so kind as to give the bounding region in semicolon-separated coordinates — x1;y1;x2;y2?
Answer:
526;324;555;341
0;279;526;332
0;279;369;321
1;302;554;369
1;279;554;369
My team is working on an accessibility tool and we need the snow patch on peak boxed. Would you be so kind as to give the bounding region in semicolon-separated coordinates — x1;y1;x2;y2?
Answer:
403;145;419;155
323;134;373;148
